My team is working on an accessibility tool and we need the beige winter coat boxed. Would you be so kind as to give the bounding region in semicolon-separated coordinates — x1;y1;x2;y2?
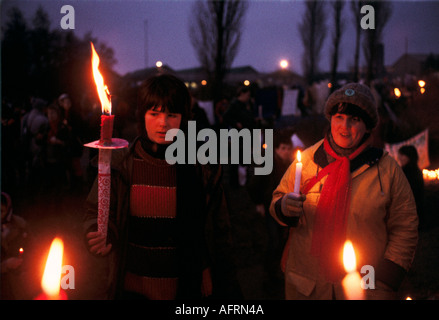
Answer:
270;139;418;299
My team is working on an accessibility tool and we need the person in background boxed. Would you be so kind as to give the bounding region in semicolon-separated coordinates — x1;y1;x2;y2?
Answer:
247;130;293;294
58;93;84;192
270;83;418;300
1;192;28;299
223;86;256;187
43;103;71;190
398;145;425;229
84;74;241;300
21;97;48;191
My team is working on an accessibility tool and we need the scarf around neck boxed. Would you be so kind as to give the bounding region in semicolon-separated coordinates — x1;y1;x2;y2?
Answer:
303;134;372;282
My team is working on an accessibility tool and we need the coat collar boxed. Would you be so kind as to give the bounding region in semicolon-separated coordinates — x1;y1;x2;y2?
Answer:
314;141;383;174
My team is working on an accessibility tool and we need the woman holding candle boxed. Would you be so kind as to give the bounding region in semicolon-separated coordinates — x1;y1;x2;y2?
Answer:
84;74;241;300
270;83;419;300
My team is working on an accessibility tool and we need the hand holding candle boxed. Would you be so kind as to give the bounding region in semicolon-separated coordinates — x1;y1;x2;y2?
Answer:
280;150;304;218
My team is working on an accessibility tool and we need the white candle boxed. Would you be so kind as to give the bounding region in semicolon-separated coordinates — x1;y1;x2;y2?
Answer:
293;150;302;194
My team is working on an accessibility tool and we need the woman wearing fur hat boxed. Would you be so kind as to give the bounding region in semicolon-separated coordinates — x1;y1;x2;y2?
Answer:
270;83;418;300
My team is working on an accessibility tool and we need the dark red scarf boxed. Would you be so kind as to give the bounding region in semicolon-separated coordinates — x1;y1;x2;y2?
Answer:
302;135;371;282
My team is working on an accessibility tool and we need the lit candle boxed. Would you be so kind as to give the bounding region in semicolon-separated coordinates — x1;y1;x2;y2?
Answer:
35;238;67;300
91;42;114;146
91;42;113;239
293;150;302;195
342;240;365;300
18;247;24;257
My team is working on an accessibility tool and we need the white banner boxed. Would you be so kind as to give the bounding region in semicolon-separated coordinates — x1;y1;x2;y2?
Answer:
384;129;430;169
281;89;300;116
198;100;214;125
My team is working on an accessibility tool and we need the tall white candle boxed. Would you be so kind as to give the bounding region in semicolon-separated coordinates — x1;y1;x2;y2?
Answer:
293;150;302;194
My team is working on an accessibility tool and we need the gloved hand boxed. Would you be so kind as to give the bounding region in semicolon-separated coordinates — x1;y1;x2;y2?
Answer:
281;192;306;218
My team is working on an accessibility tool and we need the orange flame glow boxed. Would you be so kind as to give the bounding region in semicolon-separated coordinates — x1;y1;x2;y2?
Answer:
343;240;357;273
41;238;64;298
91;42;111;115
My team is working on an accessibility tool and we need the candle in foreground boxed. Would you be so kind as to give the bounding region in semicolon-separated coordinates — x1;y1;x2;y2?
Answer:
35;237;67;300
342;240;364;300
293;150;302;194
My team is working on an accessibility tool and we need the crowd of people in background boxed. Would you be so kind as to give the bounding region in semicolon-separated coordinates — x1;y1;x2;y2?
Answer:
0;75;430;300
2;92;116;199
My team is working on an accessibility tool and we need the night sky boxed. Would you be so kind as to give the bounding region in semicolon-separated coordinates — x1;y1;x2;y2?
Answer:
2;0;439;76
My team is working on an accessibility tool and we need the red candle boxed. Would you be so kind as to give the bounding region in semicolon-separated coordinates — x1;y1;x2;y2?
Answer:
99;114;114;145
91;42;113;146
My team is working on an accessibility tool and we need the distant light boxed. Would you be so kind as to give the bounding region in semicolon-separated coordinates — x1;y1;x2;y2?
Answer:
280;59;288;69
243;80;250;86
420;87;426;94
328;82;332;89
418;80;425;88
190;82;197;89
262;143;267;149
394;88;401;98
201;80;207;86
156;61;163;68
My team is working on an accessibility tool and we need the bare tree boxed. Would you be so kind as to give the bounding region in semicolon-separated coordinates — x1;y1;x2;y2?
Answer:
362;0;392;85
299;0;327;85
189;0;248;102
350;0;364;82
329;0;346;92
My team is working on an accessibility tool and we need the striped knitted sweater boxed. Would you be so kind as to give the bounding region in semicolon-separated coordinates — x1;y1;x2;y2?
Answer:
123;142;179;299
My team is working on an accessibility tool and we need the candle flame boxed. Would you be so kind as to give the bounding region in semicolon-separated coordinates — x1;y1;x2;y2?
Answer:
418;80;425;88
41;238;64;298
19;247;24;254
343;240;357;273
406;296;412;300
91;42;111;115
394;88;401;98
296;150;301;162
423;169;439;180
